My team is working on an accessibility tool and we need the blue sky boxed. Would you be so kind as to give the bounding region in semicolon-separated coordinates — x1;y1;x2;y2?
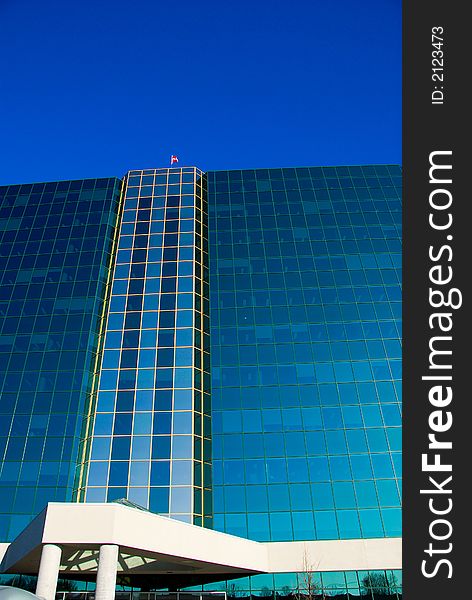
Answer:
0;0;401;184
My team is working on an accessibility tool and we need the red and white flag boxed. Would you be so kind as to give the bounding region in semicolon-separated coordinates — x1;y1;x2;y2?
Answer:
170;155;179;165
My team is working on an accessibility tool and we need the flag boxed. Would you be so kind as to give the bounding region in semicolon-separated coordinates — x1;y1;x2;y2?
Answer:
170;155;179;165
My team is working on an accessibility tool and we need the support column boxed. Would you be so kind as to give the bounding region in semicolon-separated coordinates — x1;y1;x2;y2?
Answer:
36;543;62;600
95;544;119;600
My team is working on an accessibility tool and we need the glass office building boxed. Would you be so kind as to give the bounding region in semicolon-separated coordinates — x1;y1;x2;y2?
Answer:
0;165;402;598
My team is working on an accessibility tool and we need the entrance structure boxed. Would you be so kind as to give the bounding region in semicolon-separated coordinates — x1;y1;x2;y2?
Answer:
0;503;401;600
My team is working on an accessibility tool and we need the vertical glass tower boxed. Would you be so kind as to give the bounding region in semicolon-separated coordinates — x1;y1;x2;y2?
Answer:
77;167;212;526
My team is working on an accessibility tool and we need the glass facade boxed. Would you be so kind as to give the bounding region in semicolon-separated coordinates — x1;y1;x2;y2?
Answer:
207;166;401;542
79;168;212;526
0;164;402;597
200;569;402;598
0;177;122;542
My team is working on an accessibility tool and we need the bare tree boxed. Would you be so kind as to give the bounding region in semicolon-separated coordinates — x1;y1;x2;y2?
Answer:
3;575;78;592
296;549;323;600
3;575;37;592
278;585;293;599
259;586;274;599
361;572;397;596
227;583;241;599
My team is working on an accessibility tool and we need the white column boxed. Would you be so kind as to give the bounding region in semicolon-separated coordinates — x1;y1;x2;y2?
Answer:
36;543;62;600
95;544;119;600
